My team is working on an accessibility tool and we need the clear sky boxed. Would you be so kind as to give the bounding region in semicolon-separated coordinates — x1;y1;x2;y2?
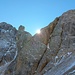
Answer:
0;0;75;35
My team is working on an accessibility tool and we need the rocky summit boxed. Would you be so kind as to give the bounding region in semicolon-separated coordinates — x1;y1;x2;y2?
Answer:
0;10;75;75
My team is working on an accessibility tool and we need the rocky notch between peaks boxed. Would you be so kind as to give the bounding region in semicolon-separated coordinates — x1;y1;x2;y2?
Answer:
0;10;75;75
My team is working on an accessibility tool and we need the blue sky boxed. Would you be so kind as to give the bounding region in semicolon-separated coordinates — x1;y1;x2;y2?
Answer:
0;0;75;35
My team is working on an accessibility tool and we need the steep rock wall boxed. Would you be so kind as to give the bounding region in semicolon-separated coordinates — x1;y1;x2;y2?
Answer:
0;10;75;75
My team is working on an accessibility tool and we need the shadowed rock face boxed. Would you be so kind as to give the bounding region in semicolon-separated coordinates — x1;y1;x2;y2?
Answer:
0;10;75;75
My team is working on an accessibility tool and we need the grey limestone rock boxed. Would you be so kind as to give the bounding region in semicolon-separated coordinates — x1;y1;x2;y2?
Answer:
1;10;75;75
0;22;18;75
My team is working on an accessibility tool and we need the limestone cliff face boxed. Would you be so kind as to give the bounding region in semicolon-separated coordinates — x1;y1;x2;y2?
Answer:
0;10;75;75
0;22;17;75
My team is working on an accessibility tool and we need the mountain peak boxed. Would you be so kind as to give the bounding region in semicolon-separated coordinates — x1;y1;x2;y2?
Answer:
0;10;75;75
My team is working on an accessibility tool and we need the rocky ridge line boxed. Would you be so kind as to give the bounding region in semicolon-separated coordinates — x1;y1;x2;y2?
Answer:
0;10;75;75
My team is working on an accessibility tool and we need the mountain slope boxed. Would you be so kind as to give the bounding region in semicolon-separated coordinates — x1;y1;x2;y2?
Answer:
0;10;75;75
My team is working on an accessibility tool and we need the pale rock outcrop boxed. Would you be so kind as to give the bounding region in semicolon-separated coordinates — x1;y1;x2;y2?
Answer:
0;22;17;75
44;10;75;75
0;10;75;75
